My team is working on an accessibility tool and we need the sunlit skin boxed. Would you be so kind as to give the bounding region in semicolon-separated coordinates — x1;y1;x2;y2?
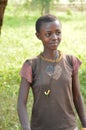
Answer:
36;20;62;60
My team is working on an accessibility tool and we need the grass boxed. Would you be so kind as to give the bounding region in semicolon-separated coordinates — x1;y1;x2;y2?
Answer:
0;4;86;130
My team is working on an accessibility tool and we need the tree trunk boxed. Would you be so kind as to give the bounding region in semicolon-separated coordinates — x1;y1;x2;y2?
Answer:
44;1;50;14
0;0;8;34
80;0;83;12
41;0;50;15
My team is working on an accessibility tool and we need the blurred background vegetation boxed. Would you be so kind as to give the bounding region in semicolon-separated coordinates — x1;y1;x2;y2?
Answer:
0;0;86;130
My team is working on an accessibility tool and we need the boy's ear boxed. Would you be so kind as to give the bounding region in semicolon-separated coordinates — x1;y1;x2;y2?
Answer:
35;32;41;40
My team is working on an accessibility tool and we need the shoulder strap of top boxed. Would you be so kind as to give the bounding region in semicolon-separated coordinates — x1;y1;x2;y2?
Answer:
64;54;73;67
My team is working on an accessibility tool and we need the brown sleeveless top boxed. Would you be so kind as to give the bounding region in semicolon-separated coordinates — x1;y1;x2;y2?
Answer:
20;52;81;130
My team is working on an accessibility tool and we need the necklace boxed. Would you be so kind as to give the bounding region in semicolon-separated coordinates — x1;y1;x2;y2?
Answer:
40;50;62;63
44;90;51;96
44;63;55;96
39;51;62;96
40;51;62;96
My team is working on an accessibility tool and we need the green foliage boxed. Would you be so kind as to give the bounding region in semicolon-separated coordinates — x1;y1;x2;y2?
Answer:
66;8;72;15
69;0;75;2
0;4;86;130
31;0;52;14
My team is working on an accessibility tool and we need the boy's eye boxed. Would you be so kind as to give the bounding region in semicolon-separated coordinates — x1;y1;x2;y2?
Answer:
56;31;61;35
46;33;51;37
45;31;61;37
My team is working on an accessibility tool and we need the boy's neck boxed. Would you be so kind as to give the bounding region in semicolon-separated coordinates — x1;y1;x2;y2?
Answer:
42;50;59;60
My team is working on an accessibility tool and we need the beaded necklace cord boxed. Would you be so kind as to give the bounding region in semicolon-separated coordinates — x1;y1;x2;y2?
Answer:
40;50;62;63
40;50;62;96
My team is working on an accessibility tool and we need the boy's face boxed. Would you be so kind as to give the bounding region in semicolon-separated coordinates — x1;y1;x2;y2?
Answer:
36;20;62;51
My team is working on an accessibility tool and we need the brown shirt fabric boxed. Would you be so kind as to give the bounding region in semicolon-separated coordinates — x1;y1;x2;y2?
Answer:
20;53;81;130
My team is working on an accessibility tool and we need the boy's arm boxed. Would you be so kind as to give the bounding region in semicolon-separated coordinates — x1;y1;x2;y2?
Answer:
72;72;86;128
17;77;31;130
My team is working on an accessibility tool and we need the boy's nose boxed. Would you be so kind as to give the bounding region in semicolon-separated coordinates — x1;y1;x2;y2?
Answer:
52;33;58;40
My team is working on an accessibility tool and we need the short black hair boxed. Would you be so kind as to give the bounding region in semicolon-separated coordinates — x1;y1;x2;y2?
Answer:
35;14;61;33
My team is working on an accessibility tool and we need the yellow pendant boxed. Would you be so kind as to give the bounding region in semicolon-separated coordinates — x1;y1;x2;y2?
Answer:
44;90;51;96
